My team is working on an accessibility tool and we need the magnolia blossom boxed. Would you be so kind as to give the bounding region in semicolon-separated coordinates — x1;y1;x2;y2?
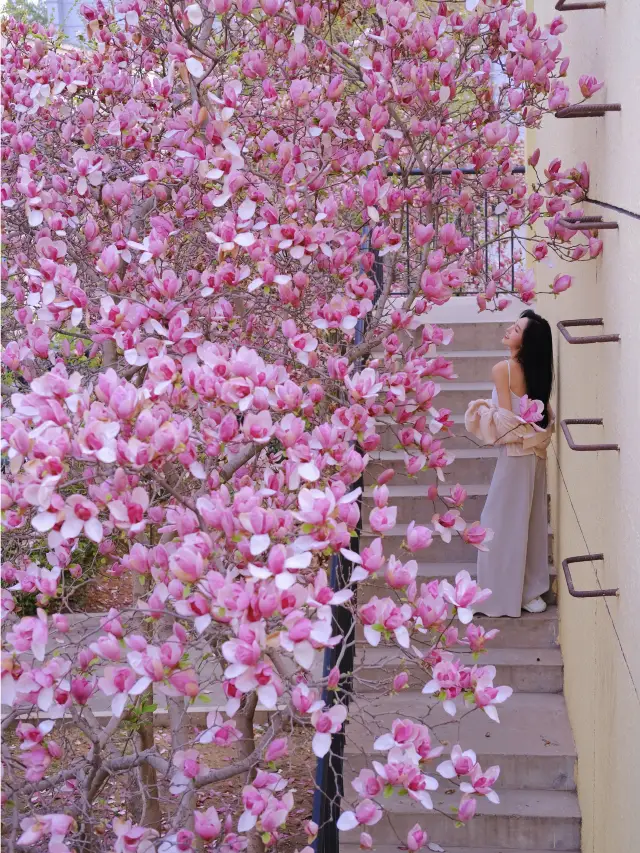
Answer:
311;703;348;758
336;799;384;832
60;495;103;543
431;511;466;544
471;666;514;722
460;762;501;804
519;395;545;424
437;745;478;779
97;666;137;718
461;523;494;552
197;711;241;746
441;570;492;624
194;807;221;841
7;609;48;662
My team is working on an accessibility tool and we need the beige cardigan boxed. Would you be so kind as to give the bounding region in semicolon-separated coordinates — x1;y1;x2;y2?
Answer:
464;399;554;459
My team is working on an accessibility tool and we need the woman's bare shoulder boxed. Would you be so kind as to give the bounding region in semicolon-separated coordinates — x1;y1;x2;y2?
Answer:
491;360;509;380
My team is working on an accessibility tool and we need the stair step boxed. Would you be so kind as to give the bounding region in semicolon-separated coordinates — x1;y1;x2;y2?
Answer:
355;578;559;646
354;646;563;694
363;483;490;524
344;692;576;791
368;448;499;485
439;321;512;350
338;788;580;850
359;525;553;564
432;382;494;413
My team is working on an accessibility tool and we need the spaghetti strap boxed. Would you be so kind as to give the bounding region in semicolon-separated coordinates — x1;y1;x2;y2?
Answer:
506;359;512;393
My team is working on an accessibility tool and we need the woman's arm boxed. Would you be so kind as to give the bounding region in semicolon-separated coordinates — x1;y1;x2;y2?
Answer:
492;360;512;411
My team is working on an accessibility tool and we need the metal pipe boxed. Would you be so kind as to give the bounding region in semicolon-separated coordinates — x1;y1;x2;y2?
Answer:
560;419;619;452
562;554;618;598
557;319;621;345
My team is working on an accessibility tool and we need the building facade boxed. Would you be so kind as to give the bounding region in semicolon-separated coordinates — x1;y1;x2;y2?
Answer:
45;0;84;42
529;1;640;851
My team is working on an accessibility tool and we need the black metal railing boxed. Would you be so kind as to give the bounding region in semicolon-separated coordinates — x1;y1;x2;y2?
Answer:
379;166;526;297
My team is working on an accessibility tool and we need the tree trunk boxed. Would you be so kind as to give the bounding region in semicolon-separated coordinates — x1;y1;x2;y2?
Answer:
235;694;264;853
132;574;163;831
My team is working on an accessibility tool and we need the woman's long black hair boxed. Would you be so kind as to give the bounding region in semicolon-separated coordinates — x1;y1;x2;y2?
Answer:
515;309;554;428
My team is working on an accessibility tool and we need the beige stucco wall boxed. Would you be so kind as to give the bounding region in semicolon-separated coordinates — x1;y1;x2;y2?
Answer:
528;2;640;851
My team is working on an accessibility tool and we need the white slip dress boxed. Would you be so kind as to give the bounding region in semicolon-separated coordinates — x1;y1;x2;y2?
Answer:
475;363;550;617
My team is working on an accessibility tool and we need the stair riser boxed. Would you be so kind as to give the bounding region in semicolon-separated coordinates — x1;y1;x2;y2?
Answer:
366;456;497;483
447;356;503;382
344;755;577;792
434;388;494;411
363;494;487;524
360;533;554;563
354;658;564;694
443;323;512;350
340;810;580;850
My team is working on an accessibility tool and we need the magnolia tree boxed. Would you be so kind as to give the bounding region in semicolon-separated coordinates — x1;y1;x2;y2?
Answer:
1;0;601;850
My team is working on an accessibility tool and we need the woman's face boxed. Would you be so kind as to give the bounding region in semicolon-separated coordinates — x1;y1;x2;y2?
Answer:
502;317;529;351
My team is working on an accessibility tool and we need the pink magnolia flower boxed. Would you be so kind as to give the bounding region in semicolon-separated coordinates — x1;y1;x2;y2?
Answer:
437;745;478;778
406;521;433;552
422;654;463;716
265;736;288;762
441;570;492;624
97;666;137;718
407;823;428;851
243;410;274;444
462;623;499;654
60;495;103;543
194;807;221;841
460;762;500;804
311;703;348;757
108;487;149;535
113;818;158;853
443;484;467;508
345;368;382;402
7;609;48;661
351;769;383;798
198;711;241;746
170;749;208;794
431;510;465;543
384;556;418;589
89;633;122;662
457;794;477;822
373;718;418;752
471;666;513;722
16;719;55;750
336;799;383;831
461;523;494;552
519;395;544;424
359;597;412;648
393;672;409;691
552;274;572;294
369;505;397;534
579;75;604;99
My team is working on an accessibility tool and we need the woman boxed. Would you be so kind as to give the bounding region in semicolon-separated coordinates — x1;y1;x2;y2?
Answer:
465;310;554;618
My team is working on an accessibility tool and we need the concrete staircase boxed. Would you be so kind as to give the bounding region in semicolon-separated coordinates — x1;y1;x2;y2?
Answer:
342;320;580;852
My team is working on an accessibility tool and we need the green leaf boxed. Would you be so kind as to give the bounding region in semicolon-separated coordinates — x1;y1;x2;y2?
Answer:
141;703;157;714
